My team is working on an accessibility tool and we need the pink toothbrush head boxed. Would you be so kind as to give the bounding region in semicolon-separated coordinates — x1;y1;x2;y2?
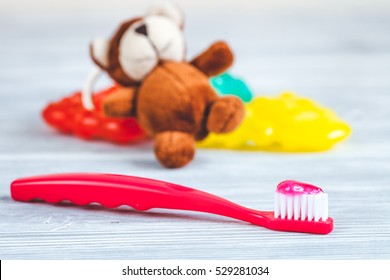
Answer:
268;180;332;234
10;174;333;234
275;180;328;222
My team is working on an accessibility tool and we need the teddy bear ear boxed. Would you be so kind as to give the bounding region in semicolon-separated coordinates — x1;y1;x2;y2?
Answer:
89;37;110;69
147;1;184;28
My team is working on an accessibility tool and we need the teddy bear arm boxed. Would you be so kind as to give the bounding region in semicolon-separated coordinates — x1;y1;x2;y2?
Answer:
190;41;234;77
206;96;245;133
103;87;137;118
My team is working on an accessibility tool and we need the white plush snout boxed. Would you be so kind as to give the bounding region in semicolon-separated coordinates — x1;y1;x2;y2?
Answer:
144;15;185;62
119;22;159;81
118;15;185;81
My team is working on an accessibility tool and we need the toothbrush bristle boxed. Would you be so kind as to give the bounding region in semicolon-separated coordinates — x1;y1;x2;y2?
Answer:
274;180;329;222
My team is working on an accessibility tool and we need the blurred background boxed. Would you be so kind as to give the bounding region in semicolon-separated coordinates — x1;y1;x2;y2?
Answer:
1;0;390;143
1;0;389;99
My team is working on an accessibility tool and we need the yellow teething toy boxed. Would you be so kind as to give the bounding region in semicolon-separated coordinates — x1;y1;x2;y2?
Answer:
198;92;350;152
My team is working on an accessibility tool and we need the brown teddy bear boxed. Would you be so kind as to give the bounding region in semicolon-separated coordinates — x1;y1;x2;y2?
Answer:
82;2;245;168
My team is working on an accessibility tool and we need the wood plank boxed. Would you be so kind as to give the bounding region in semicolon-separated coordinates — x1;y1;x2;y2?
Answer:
0;13;389;259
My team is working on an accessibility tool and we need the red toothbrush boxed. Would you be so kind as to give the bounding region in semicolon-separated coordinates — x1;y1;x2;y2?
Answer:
10;173;333;234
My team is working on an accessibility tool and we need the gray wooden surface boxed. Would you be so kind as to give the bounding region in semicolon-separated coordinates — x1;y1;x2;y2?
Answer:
1;7;390;259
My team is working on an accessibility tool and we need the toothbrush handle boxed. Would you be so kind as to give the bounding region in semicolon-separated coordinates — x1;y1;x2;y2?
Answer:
11;173;269;225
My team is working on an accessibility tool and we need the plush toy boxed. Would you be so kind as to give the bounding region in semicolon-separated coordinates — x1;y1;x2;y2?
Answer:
82;2;245;168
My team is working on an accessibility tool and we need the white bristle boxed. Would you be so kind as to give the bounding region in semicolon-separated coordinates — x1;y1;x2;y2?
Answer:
301;194;307;221
287;197;293;220
322;193;328;221
274;193;280;218
314;193;322;222
275;191;329;222
280;195;286;219
293;196;300;220
307;194;314;221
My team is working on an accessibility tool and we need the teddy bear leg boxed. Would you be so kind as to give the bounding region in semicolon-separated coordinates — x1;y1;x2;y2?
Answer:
207;96;245;134
154;131;195;168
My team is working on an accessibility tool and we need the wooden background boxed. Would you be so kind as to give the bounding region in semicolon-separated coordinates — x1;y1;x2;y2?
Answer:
0;1;389;259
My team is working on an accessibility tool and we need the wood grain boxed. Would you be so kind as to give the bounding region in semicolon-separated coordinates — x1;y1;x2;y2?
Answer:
0;12;389;259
